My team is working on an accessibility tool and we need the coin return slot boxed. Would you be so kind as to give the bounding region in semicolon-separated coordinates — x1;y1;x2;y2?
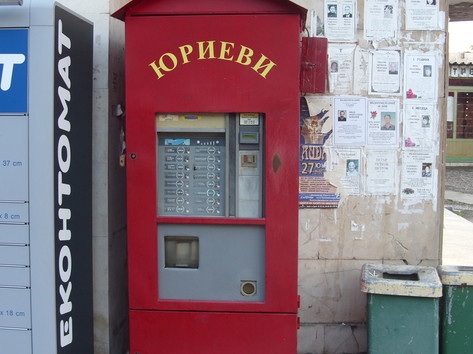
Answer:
164;236;199;268
240;280;257;296
382;272;419;281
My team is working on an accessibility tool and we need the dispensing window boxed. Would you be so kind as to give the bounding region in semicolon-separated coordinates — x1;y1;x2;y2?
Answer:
156;113;264;218
164;236;199;269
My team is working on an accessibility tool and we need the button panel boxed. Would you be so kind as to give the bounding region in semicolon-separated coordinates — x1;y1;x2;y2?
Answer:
158;136;225;217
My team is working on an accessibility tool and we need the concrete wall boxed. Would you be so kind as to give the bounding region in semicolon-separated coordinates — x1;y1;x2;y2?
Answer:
293;0;447;352
58;0;447;353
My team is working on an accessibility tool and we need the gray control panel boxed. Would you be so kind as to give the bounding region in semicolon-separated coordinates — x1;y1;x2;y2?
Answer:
158;135;225;216
156;112;264;219
158;224;266;302
156;113;265;302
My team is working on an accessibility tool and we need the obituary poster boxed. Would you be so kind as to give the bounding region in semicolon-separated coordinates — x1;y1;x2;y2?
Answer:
328;44;356;94
403;103;435;149
406;0;440;31
333;96;367;146
364;0;399;40
299;96;340;208
404;53;437;100
330;148;362;195
369;49;401;95
365;149;397;195
367;98;399;146
324;0;356;42
401;150;434;200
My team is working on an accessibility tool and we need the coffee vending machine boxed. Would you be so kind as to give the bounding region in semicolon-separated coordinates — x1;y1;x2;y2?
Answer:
114;0;306;352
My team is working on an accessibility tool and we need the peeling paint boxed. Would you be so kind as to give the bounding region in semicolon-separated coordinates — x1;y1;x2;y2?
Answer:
438;265;473;286
304;219;311;231
316;238;334;242
397;222;409;231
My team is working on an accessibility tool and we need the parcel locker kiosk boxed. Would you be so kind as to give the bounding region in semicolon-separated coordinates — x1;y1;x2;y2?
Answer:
114;0;306;352
0;1;93;353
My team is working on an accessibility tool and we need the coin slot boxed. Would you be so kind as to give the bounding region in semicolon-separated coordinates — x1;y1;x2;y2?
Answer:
240;280;257;296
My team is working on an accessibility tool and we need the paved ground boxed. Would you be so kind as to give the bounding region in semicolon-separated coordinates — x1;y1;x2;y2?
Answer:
445;166;473;222
443;208;473;266
443;165;473;266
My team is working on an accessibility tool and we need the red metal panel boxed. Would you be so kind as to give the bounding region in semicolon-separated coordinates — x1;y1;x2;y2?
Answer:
130;310;298;353
126;13;300;313
113;0;307;23
300;37;328;93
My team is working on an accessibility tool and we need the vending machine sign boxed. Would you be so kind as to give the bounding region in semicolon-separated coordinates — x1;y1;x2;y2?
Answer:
54;5;93;353
0;29;27;114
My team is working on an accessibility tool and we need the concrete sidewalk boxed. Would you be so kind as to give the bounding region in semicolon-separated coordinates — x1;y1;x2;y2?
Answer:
443;167;473;265
443;189;473;266
445;190;473;206
443;208;473;266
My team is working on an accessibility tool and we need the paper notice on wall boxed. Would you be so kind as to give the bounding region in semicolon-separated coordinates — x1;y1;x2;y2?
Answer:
324;0;356;42
369;50;401;95
333;96;367;146
330;148;362;195
364;0;399;40
366;149;397;195
404;53;437;100
401;150;434;200
367;99;399;146
328;44;356;94
406;0;440;30
403;103;435;149
354;48;370;95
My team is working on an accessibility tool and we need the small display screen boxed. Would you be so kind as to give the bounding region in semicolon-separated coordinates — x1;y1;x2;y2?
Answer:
164;138;191;146
240;132;259;144
243;133;257;140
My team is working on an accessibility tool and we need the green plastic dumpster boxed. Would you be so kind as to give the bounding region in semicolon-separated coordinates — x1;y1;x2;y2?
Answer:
360;264;442;354
438;265;473;353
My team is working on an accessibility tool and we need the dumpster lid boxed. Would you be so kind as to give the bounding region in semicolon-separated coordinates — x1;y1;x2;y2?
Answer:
360;263;442;298
437;265;473;286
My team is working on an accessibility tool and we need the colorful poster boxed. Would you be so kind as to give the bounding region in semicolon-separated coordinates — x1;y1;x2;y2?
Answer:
299;97;340;208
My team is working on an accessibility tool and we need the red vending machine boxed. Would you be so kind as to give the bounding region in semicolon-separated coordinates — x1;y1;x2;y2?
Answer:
114;0;306;352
